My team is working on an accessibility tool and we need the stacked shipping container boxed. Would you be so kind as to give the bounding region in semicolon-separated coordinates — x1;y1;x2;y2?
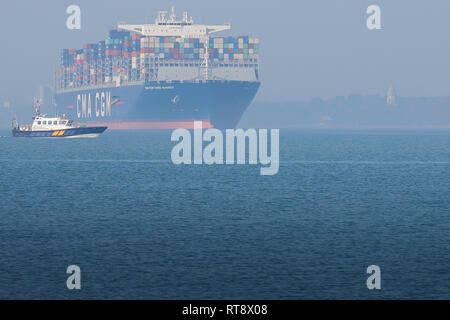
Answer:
59;30;259;89
208;36;259;62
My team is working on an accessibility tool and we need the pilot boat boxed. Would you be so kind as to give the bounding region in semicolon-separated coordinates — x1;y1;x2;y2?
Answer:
11;103;107;138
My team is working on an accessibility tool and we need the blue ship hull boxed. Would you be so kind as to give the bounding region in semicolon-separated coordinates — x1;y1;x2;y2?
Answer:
55;80;260;129
12;126;107;138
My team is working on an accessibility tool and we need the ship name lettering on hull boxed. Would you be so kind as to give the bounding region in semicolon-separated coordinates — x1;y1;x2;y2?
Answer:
77;91;111;119
145;86;174;90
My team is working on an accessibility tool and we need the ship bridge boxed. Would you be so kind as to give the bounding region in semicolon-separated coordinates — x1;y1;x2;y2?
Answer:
118;7;231;38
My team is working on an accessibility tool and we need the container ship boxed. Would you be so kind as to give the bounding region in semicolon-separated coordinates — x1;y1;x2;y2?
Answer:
55;8;260;129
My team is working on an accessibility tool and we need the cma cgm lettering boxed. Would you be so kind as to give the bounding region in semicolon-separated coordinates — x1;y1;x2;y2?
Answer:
76;91;112;119
55;8;261;129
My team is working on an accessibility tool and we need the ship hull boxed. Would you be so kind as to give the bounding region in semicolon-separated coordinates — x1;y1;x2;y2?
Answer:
55;80;260;129
11;127;107;138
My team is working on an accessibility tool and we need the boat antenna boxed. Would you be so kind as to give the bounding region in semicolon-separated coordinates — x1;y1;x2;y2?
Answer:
33;97;41;116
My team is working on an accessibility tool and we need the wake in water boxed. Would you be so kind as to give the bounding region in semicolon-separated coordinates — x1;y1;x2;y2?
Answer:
0;159;170;163
286;160;450;165
0;159;449;165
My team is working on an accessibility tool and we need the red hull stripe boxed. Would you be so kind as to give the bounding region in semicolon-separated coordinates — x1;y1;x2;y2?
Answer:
80;120;213;130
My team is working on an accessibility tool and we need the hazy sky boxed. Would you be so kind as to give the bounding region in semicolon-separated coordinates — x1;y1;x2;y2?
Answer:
1;0;450;111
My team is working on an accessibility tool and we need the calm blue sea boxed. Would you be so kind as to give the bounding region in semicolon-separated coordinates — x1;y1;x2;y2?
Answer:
0;129;449;300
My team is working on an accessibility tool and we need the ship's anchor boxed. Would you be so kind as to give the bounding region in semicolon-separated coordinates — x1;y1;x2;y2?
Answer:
171;95;181;105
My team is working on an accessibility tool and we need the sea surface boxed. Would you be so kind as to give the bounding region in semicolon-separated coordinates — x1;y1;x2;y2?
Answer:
0;128;449;299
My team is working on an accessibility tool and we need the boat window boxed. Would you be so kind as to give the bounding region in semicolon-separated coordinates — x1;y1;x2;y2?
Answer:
37;121;41;125
43;121;47;125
